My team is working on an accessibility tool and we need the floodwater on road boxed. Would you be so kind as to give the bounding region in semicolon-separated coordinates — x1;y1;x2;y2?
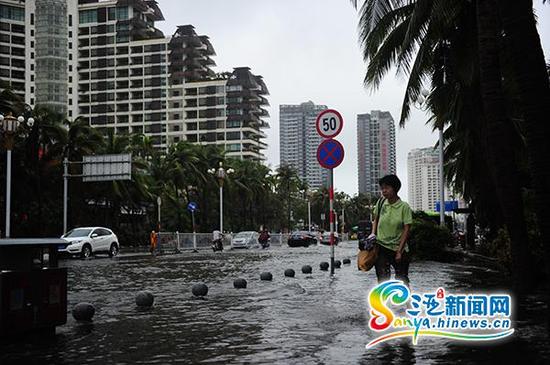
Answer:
1;242;549;364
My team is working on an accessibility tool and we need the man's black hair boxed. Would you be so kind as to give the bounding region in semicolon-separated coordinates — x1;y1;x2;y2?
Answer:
378;174;402;193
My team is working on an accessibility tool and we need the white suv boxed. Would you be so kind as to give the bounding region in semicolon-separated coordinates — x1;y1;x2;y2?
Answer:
60;227;120;258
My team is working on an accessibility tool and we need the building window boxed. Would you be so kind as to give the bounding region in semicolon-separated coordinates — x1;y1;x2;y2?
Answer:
30;13;35;25
79;9;98;24
116;7;129;20
0;5;25;22
31;52;34;59
68;14;72;27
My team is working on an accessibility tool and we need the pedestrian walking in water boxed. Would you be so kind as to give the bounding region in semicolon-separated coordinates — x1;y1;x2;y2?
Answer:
150;230;158;255
370;175;413;287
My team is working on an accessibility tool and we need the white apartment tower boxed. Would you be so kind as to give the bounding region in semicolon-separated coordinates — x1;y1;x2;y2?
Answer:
407;147;453;211
357;111;396;196
0;0;269;161
279;101;328;189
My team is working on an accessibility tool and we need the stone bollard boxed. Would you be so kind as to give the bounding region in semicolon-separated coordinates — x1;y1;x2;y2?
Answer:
320;262;329;271
135;290;154;308
301;265;313;274
260;272;273;281
234;278;247;289
284;269;295;277
343;258;351;265
72;302;95;322
192;283;209;297
334;260;342;268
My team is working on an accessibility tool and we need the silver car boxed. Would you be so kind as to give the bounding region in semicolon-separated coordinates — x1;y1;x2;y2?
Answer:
60;227;120;258
231;231;259;249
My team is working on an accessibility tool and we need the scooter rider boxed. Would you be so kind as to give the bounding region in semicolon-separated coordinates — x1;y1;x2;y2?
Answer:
212;230;224;251
259;227;270;248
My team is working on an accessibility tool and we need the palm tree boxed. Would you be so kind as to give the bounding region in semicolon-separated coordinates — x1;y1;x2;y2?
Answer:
349;0;537;289
476;0;535;289
497;0;550;272
275;165;301;231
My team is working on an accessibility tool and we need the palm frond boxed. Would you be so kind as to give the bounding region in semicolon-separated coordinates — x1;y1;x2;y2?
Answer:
364;19;410;88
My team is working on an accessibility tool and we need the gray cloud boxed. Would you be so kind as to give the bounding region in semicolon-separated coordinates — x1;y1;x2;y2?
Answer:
157;0;550;201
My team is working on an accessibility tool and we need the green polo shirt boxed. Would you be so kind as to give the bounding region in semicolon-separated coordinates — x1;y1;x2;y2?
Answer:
373;198;413;252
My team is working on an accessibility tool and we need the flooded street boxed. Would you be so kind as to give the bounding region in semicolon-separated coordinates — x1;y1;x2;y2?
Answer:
1;242;549;364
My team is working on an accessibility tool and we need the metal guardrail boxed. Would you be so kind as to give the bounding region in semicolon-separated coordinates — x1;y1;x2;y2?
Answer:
154;232;350;254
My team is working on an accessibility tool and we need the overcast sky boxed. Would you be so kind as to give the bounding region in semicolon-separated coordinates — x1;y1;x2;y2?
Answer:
156;0;550;200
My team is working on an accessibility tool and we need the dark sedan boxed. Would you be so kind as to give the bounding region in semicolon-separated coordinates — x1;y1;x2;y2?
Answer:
287;231;317;247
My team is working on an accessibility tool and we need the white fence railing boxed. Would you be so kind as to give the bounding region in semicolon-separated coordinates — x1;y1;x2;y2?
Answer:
154;232;350;254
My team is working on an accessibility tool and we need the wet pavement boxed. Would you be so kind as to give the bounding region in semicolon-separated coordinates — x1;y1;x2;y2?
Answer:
1;242;549;364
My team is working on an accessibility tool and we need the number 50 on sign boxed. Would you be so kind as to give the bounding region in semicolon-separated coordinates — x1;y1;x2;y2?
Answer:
316;109;344;139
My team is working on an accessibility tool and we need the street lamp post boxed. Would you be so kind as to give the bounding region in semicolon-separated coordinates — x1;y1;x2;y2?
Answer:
208;162;234;234
306;190;315;233
156;196;162;232
307;199;311;232
341;208;345;235
0;113;34;238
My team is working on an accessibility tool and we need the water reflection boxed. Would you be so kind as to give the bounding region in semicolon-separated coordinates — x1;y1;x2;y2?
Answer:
0;242;548;364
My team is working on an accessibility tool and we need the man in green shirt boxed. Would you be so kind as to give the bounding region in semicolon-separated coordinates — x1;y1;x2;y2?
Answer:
371;175;413;286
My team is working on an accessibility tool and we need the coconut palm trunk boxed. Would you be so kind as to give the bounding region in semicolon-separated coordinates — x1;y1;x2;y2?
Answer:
498;0;550;276
476;0;535;291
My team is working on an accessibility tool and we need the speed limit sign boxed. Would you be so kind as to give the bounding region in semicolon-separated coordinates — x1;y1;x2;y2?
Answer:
316;109;344;139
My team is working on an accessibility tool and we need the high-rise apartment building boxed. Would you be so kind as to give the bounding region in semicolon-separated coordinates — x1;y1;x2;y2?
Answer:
407;147;453;211
357;111;396;196
279;101;328;189
0;0;269;161
0;0;26;99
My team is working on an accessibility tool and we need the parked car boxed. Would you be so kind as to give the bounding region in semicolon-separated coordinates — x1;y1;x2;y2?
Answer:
320;231;340;245
287;231;317;247
60;227;120;258
231;231;259;249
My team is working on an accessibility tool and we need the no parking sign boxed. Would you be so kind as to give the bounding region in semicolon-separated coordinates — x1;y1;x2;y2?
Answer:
317;139;345;169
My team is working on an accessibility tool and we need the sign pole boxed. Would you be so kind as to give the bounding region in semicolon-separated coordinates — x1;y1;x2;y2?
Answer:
63;157;68;234
315;109;344;277
329;168;335;275
192;210;197;252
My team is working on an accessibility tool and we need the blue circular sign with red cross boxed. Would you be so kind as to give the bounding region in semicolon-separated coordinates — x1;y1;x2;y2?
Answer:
317;139;345;169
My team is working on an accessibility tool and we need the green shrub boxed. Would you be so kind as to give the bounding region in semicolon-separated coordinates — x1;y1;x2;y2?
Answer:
409;219;453;261
477;228;512;271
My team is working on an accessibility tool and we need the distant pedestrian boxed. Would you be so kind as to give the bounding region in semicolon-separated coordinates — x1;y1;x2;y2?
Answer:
150;230;158;254
370;174;413;287
259;227;270;248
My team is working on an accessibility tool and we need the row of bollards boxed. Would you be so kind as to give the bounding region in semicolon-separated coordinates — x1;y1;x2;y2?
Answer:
72;257;353;322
